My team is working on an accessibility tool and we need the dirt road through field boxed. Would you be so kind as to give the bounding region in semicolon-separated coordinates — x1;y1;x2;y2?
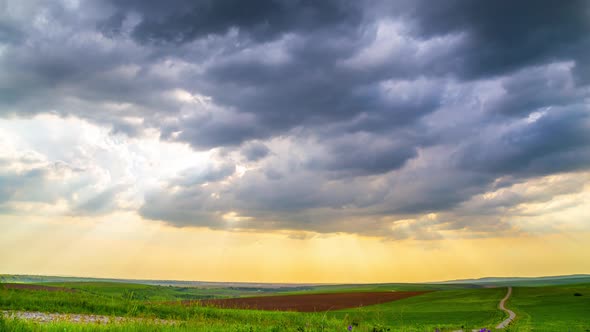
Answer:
496;287;515;329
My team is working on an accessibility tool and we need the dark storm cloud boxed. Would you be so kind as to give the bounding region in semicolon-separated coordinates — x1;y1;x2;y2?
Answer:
96;12;126;38
139;186;222;227
398;0;590;80
91;0;448;150
104;0;361;44
2;0;590;237
458;108;590;176
483;63;588;117
306;134;417;177
383;168;493;215
174;111;269;149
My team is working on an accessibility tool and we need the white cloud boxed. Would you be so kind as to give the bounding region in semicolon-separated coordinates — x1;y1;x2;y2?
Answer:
0;114;219;216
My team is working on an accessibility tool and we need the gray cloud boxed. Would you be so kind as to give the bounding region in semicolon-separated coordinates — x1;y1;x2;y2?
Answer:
0;169;48;204
173;163;236;187
140;186;222;227
0;21;23;44
456;174;588;218
397;0;590;80
1;0;590;238
241;141;270;162
105;0;362;44
72;185;127;216
306;133;417;177
457;108;590;176
484;63;589;117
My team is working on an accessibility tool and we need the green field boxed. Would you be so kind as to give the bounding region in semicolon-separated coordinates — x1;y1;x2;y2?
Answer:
281;283;481;295
332;288;505;331
1;275;589;331
508;284;590;332
41;282;275;301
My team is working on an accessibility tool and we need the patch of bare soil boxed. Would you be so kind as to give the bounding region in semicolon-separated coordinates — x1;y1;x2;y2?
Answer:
187;291;430;312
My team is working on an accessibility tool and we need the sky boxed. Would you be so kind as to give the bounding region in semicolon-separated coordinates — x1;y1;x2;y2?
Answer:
0;0;589;283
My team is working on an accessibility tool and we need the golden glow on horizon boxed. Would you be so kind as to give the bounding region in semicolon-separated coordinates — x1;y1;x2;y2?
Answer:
1;211;589;283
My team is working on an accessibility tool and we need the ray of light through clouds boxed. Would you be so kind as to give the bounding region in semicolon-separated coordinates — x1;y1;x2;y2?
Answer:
0;0;589;282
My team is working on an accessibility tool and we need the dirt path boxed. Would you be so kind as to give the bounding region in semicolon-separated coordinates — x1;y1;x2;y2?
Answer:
496;287;516;329
2;310;174;325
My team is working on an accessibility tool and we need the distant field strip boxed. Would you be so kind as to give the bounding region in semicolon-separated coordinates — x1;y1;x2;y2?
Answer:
2;283;76;293
191;291;431;312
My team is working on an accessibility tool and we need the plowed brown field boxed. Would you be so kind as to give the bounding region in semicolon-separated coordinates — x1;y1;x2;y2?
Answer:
190;291;430;312
1;283;76;292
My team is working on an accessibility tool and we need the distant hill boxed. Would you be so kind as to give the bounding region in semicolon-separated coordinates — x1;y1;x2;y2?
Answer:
2;273;589;288
0;274;325;289
436;274;590;286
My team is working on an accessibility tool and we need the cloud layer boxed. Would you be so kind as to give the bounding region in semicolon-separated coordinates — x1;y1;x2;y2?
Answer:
1;0;589;239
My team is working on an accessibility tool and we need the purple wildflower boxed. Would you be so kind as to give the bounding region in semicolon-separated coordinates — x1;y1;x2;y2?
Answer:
348;325;353;331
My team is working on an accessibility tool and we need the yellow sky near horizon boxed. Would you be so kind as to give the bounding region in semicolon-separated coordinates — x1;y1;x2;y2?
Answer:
1;213;589;283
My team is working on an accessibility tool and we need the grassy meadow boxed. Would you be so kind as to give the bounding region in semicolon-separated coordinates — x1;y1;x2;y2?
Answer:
1;275;589;331
332;288;506;331
507;284;590;331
